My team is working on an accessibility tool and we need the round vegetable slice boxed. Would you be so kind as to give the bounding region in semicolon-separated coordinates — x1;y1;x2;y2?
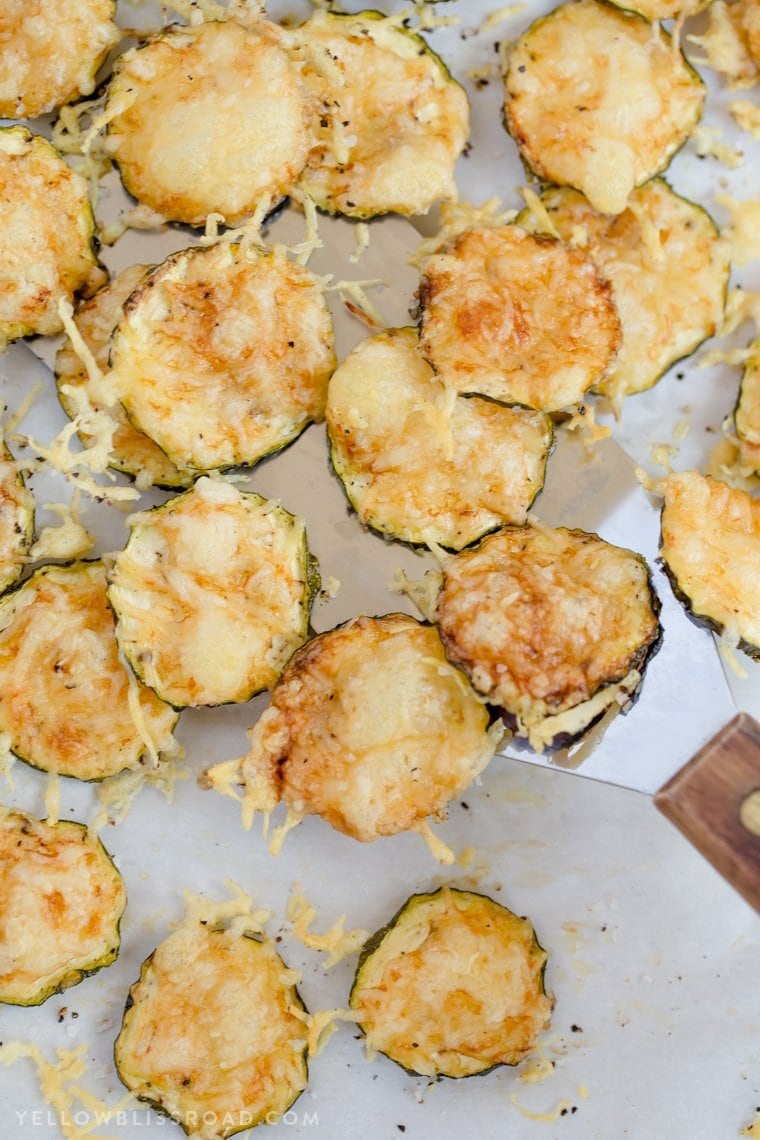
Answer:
290;9;468;219
349;886;552;1078
518;181;728;405
104;19;314;226
0;440;33;594
110;242;336;473
418;225;621;412
0;561;178;780
115;922;308;1137
734;337;760;474
212;613;498;842
660;471;760;659
0;127;102;347
503;0;705;216
0;0;119;119
55;263;193;490
108;477;319;708
326;327;553;549
0;806;126;1006
435;525;661;748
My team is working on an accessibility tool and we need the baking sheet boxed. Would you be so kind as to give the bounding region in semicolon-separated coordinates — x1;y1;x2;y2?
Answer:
1;1;760;1137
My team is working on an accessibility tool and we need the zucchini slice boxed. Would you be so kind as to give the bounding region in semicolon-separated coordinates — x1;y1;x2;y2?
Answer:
110;242;336;473
503;0;705;216
0;440;34;594
104;20;314;226
215;613;496;842
326;327;553;549
660;471;760;659
418;225;621;413
0;806;126;1006
108;477;318;709
55;263;193;490
0;0;119;119
735;337;760;474
519;181;728;404
290;10;468;218
0;561;178;780
0;127;102;347
349;886;551;1078
115;921;308;1137
435;525;661;748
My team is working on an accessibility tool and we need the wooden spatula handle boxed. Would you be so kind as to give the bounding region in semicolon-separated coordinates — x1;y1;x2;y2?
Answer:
654;713;760;913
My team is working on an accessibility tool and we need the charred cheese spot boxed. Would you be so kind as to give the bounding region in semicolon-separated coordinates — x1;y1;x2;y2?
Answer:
419;225;620;412
0;0;119;119
326;327;552;549
0;807;126;1006
240;613;496;842
115;923;308;1138
503;0;705;216
105;20;314;226
350;887;551;1078
110;242;335;473
290;10;468;218
0;127;102;346
0;561;178;780
519;181;728;404
660;471;760;658
108;477;317;708
55;264;193;490
435;525;661;743
0;441;33;594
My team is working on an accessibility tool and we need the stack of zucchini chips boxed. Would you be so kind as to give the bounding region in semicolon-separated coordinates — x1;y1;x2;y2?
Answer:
0;0;758;1134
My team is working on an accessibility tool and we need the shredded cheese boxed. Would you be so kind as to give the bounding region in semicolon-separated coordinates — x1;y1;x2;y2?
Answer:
731;99;760;138
520;186;560;239
29;494;94;562
387;566;443;621
286;885;368;966
412;818;456;864
410;198;518;267
510;1093;578;1122
691;124;744;168
44;772;61;826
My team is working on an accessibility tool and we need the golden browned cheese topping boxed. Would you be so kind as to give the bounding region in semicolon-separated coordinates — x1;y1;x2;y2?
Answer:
55;263;193;490
660;471;760;654
239;613;497;841
115;923;307;1138
105;20;315;225
108;478;314;708
0;441;33;594
419;225;621;412
0;807;126;1005
436;525;660;725
0;128;101;346
291;11;468;218
504;0;705;215
521;181;728;405
351;888;551;1078
110;243;336;472
0;0;119;118
610;0;709;18
326;326;552;549
0;562;177;780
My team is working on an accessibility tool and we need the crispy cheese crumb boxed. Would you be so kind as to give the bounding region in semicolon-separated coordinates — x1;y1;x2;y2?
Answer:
691;124;744;168
411;818;456;864
731;100;760;137
286;886;368;967
388;566;444;621
718;194;760;265
29;494;94;562
510;1093;578;1122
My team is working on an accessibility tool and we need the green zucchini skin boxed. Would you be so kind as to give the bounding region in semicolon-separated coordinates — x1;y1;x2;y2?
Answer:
350;886;552;1079
0;440;34;596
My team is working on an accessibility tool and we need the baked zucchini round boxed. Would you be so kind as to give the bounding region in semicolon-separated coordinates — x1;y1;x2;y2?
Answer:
55;263;193;490
349;887;551;1078
660;471;760;659
418;225;621;412
0;0;119;119
290;9;468;218
0;561;178;780
734;337;760;474
108;477;318;709
0;441;34;595
503;0;705;216
435;525;661;747
104;19;314;226
518;181;728;404
219;613;497;842
115;922;308;1137
326;327;553;550
0;807;126;1006
110;242;336;473
0;127;102;346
